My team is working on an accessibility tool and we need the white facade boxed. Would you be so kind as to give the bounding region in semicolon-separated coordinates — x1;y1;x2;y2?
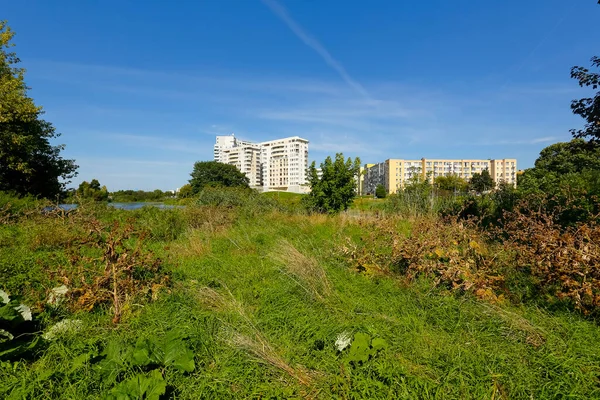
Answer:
213;135;309;193
219;144;262;187
260;137;309;193
213;135;236;163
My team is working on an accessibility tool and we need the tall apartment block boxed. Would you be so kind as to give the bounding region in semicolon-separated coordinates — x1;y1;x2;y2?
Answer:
260;137;309;193
362;158;517;195
213;135;309;193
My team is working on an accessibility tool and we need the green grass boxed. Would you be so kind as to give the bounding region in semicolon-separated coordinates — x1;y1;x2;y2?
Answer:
261;190;304;206
351;196;387;212
1;203;600;399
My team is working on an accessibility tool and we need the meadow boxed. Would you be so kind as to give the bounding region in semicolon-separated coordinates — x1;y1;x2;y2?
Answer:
1;190;600;399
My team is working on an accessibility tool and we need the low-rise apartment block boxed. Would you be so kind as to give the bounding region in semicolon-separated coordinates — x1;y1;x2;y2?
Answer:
362;158;517;195
213;135;309;193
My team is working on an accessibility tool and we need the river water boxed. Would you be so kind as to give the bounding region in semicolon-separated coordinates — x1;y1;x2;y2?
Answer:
49;202;182;211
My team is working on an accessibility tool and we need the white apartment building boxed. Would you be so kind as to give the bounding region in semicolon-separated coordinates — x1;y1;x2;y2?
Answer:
213;135;254;162
260;137;309;193
213;135;309;193
219;144;262;187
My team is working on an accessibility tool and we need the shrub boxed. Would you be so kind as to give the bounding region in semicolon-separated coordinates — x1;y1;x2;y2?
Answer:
0;290;43;361
500;199;600;315
132;207;186;242
0;191;46;223
341;217;506;302
195;187;294;214
55;218;169;324
375;184;386;199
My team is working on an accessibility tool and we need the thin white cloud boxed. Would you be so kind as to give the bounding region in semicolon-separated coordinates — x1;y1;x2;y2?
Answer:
29;59;345;97
468;136;562;146
105;133;209;155
310;141;383;156
75;157;190;167
529;136;559;144
262;0;370;99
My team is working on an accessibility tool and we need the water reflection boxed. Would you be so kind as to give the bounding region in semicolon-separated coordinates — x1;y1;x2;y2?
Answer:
45;202;183;212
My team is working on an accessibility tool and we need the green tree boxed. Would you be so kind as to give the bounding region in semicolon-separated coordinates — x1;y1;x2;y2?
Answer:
403;170;433;198
434;174;468;193
571;56;599;143
177;184;193;198
0;21;77;198
469;169;493;193
189;161;249;194
89;179;101;191
515;139;600;225
152;189;164;199
304;153;361;213
76;179;108;201
375;184;386;199
569;1;600;142
518;139;600;196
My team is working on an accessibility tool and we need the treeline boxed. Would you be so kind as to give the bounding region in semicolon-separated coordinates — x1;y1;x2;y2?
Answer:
61;179;173;203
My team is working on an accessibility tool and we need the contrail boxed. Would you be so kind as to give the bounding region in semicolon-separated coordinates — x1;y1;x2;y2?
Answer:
262;0;371;99
501;14;567;91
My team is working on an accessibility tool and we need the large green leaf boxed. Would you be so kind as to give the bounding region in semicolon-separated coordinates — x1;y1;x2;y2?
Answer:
138;332;196;373
105;369;166;400
162;338;195;372
371;337;388;352
347;332;371;364
0;303;23;324
0;335;41;360
130;338;154;367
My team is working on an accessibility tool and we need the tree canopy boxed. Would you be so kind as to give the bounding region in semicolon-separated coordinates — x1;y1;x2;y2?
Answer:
469;170;493;193
177;184;193;198
570;56;600;143
110;189;169;202
375;184;386;199
435;174;468;193
189;161;249;194
569;2;600;142
76;179;109;201
303;153;361;213
518;139;600;196
0;21;77;198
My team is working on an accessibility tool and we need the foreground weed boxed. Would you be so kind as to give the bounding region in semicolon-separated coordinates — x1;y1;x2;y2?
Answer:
195;285;317;389
55;218;168;323
341;217;505;302
500;201;600;316
272;240;331;303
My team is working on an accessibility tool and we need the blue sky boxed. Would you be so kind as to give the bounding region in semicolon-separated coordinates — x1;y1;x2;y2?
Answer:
3;0;599;190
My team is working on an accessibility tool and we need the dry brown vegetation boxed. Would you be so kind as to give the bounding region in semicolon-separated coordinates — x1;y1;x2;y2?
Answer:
52;218;168;323
500;203;600;315
341;216;506;302
272;240;332;302
341;201;600;316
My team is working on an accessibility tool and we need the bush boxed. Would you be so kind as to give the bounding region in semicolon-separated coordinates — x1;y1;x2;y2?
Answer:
0;191;46;223
341;216;506;302
384;191;456;218
132;207;186;242
500;198;600;316
195;187;297;215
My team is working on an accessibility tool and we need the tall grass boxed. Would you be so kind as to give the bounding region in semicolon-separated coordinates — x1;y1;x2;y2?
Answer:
383;190;460;217
2;189;600;398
